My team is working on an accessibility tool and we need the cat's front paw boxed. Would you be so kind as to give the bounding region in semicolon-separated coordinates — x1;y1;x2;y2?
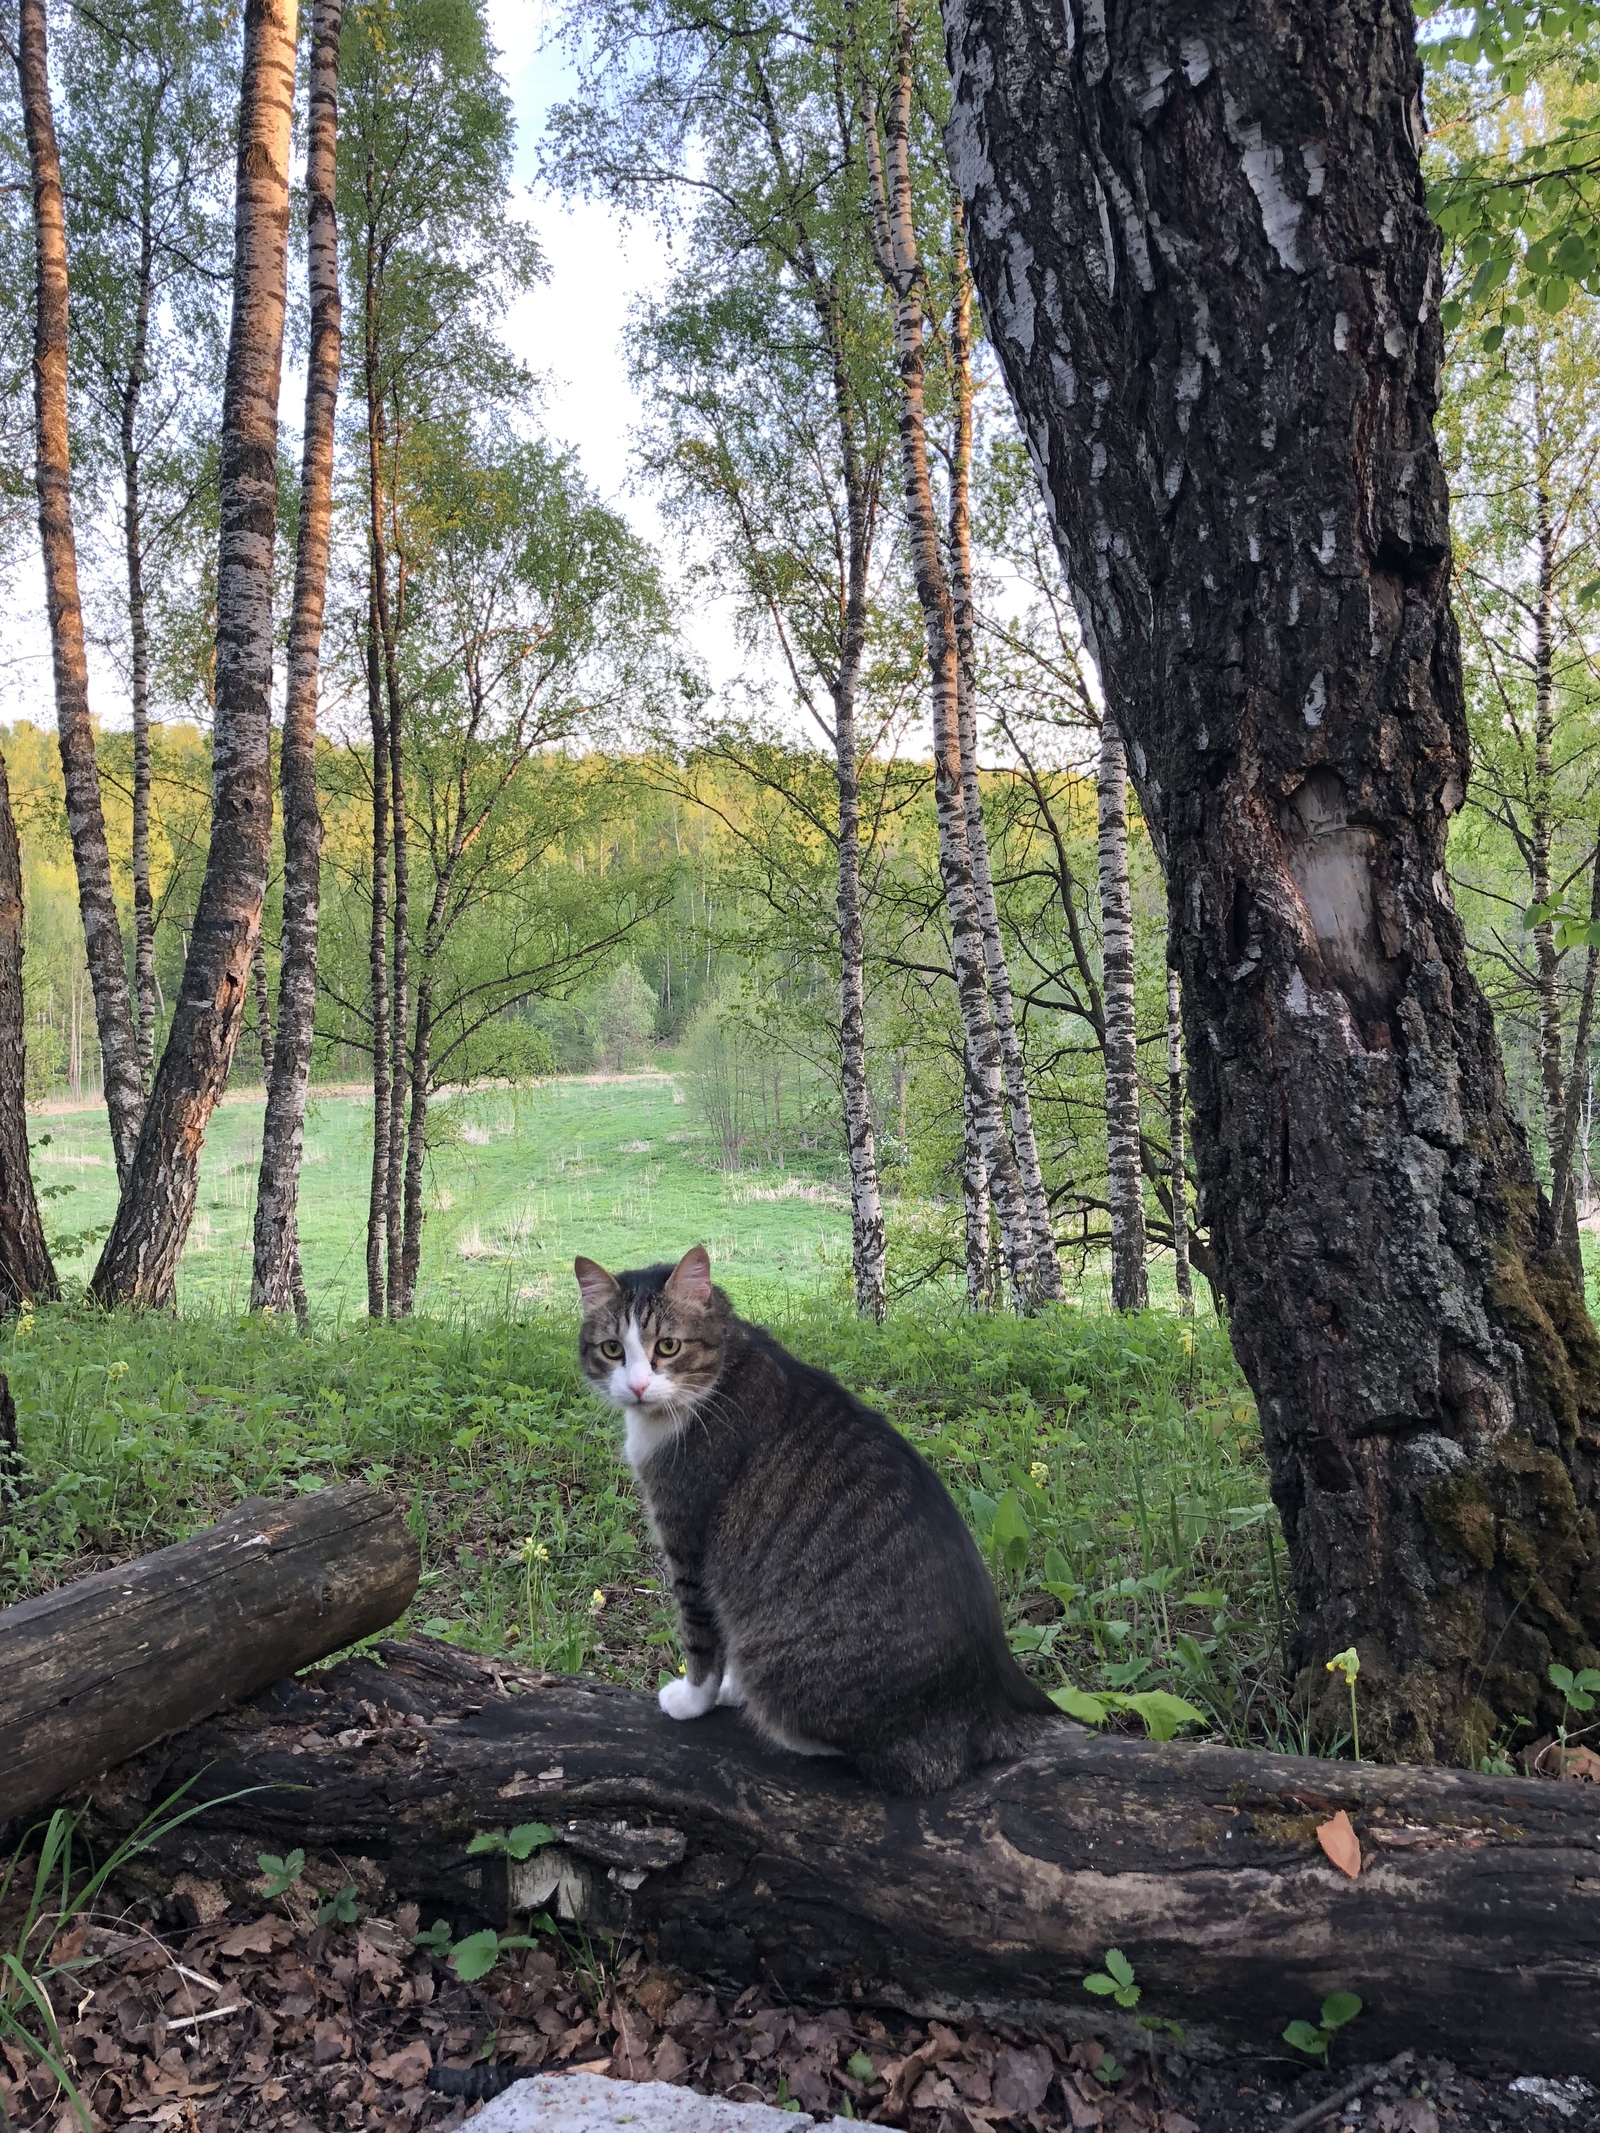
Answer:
659;1674;719;1720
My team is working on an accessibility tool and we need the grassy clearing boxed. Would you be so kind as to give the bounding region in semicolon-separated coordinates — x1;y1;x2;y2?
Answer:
0;1290;1309;1753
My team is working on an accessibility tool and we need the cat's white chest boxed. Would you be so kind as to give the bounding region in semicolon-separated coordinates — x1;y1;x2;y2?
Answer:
624;1408;678;1473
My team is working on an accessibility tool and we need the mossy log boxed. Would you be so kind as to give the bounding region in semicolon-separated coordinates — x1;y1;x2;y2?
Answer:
0;1485;420;1828
75;1638;1600;2075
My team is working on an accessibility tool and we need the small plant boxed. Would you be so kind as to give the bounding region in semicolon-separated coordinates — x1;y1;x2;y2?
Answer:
256;1847;306;1899
465;1822;555;1861
445;1926;543;1983
845;2050;876;2083
1326;1648;1361;1761
1283;1991;1363;2067
1095;2050;1124;2087
1548;1663;1600;1768
1083;1948;1139;2008
317;1883;360;1927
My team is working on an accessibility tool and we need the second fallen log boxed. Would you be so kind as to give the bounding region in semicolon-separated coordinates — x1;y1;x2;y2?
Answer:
0;1482;419;1828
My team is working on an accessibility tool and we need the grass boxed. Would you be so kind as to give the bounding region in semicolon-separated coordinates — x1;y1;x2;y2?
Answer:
0;1286;1306;1752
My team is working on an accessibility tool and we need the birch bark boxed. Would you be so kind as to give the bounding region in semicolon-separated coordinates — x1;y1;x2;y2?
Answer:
1097;715;1147;1310
252;0;342;1315
945;0;1600;1752
15;0;143;1185
948;210;1062;1301
860;0;1033;1307
91;0;298;1306
120;193;157;1088
0;740;57;1310
1166;964;1192;1315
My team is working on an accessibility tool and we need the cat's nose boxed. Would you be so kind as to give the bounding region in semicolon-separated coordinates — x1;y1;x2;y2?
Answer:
626;1368;653;1397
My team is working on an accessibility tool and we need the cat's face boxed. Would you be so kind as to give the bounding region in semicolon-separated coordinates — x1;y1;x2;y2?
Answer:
574;1245;729;1414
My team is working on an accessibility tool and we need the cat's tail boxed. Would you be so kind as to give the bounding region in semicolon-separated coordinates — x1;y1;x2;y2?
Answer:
973;1649;1066;1766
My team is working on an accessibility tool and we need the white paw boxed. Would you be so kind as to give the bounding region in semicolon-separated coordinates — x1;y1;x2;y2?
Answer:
659;1674;718;1720
716;1666;744;1708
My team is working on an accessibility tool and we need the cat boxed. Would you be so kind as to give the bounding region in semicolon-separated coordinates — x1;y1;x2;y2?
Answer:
574;1243;1059;1795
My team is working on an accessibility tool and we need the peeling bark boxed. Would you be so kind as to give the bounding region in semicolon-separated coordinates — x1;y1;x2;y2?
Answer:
944;0;1600;1756
91;0;298;1307
1097;716;1146;1311
0;740;57;1311
1166;963;1192;1314
15;0;144;1185
961;1071;992;1306
121;195;158;1090
252;0;342;1318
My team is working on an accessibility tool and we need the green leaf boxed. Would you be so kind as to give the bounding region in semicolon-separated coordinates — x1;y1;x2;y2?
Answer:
1083;1972;1118;1996
1043;1546;1073;1588
1481;324;1507;354
1105;1949;1135;1988
506;1822;557;1860
449;1928;504;1982
1283;2019;1328;2061
1538;276;1572;314
1050;1684;1110;1725
414;1920;454;1955
317;1884;359;1927
1551;1662;1577;1694
845;2051;876;2083
465;1831;502;1856
1320;1991;1362;2031
1117;1690;1207;1742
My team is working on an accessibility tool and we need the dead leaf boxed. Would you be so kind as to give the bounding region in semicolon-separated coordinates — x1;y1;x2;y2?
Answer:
1373;2103;1440;2133
912;2071;960;2111
312;2015;351;2065
218;1916;292;1959
651;2035;690;2084
990;2043;1053;2116
1316;1809;1362;1879
370;2039;433;2089
1559;1745;1600;1781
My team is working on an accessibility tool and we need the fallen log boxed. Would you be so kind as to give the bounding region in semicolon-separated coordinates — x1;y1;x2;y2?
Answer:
1;1484;419;1827
77;1638;1600;2075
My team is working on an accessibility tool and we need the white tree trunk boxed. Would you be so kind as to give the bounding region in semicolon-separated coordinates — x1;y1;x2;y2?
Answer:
1098;716;1147;1311
1166;963;1192;1315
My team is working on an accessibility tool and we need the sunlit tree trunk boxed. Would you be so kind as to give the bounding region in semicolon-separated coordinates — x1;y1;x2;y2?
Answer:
961;1074;991;1306
0;740;57;1310
1167;963;1192;1315
861;0;1033;1308
1530;367;1564;1170
948;210;1061;1301
252;0;342;1317
92;0;298;1306
15;0;143;1185
365;603;390;1320
122;185;157;1089
1097;716;1147;1310
947;0;1600;1756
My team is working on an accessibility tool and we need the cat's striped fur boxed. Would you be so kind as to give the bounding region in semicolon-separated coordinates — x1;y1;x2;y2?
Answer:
575;1244;1059;1794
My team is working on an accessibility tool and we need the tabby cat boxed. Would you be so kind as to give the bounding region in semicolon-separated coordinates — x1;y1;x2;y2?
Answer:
574;1243;1058;1794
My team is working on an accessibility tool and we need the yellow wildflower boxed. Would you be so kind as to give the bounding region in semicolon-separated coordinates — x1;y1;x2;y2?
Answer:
1029;1462;1050;1488
590;1587;607;1613
1326;1647;1360;1687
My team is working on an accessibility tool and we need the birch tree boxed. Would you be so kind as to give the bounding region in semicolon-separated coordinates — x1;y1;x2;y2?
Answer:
12;0;144;1184
0;738;55;1309
1097;715;1146;1311
92;0;298;1306
251;0;343;1316
944;0;1600;1754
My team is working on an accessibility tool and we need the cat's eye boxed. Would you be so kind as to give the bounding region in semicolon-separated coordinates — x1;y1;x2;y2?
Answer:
655;1337;682;1358
599;1338;623;1360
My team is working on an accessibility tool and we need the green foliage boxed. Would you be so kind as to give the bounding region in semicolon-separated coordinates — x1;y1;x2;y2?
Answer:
317;1884;362;1927
1283;1992;1363;2068
1083;1949;1138;2009
466;1823;556;1860
256;1848;306;1898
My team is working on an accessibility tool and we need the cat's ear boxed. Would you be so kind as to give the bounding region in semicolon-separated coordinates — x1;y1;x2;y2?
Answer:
574;1256;620;1313
666;1244;712;1306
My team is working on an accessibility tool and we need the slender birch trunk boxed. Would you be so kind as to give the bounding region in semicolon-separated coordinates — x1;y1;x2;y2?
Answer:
250;934;273;1078
122;188;158;1089
947;210;1061;1301
91;0;298;1307
1550;818;1600;1283
859;0;1033;1308
1166;962;1192;1315
1098;715;1147;1311
1531;371;1564;1168
365;603;390;1320
0;740;57;1310
961;1073;991;1306
15;0;143;1184
252;0;341;1318
385;665;408;1314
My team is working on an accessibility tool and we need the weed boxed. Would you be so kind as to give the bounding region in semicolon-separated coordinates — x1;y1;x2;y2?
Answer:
1548;1662;1600;1768
255;1848;305;1900
466;1824;556;1862
1283;1992;1363;2067
1326;1648;1361;1761
1083;1950;1139;2009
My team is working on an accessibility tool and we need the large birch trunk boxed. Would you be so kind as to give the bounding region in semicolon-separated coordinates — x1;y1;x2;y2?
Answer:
961;1072;992;1306
16;0;144;1185
251;0;343;1317
944;0;1600;1757
948;217;1062;1302
862;0;1034;1309
91;0;298;1307
0;741;57;1310
1097;716;1147;1311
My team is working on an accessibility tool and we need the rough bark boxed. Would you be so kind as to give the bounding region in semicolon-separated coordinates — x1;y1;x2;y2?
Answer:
1166;963;1193;1314
944;0;1600;1758
1549;820;1600;1282
385;660;408;1314
15;0;144;1184
0;1485;419;1830
252;0;342;1317
365;600;390;1322
961;1070;992;1305
0;742;57;1310
77;1637;1600;2078
91;0;298;1307
1097;716;1147;1310
1529;376;1564;1170
948;212;1063;1301
861;0;1034;1308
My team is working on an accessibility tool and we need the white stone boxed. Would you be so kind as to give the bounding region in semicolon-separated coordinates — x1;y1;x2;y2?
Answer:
471;2070;856;2132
